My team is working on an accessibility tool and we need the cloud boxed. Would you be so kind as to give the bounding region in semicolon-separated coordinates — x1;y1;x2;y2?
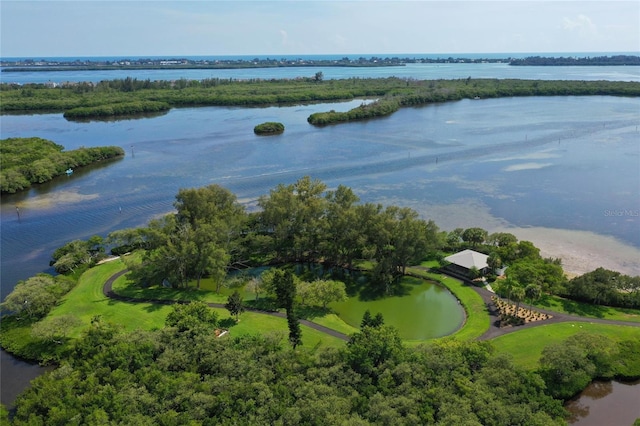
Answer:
280;30;289;46
563;14;598;36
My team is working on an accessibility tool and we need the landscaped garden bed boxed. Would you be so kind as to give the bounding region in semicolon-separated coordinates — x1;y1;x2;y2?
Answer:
492;295;552;327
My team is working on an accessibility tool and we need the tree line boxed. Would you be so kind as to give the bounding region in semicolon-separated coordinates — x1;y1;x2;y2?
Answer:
510;55;640;66
43;177;639;310
62;100;170;120
0;137;124;193
104;177;439;297
2;77;639;122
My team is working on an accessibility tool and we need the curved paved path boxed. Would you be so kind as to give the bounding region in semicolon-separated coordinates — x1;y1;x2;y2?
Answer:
104;268;639;343
103;269;349;341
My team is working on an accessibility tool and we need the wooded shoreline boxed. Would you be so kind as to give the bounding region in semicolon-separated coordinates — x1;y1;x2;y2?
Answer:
2;77;639;122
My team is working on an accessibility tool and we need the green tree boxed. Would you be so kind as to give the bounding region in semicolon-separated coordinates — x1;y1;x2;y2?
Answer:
461;227;488;247
446;228;465;250
258;176;327;262
225;290;245;321
246;277;264;301
468;266;481;280
274;270;297;310
525;283;542;302
31;314;81;344
487;232;518;247
287;310;302;349
511;286;526;316
306;279;347;309
360;310;373;328
322;185;362;267
0;275;59;319
345;324;404;377
538;333;617;399
487;254;502;273
51;236;105;274
173;184;245;288
165;301;218;332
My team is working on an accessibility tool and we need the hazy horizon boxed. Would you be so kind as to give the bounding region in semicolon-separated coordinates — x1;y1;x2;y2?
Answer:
2;1;638;58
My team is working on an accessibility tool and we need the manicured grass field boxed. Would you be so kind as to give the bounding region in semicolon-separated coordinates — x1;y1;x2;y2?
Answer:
491;322;640;370
42;259;640;370
47;259;172;336
532;294;640;323
46;260;346;349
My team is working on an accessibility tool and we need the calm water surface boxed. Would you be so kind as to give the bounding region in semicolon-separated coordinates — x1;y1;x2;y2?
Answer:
2;62;639;84
566;380;640;425
331;281;464;339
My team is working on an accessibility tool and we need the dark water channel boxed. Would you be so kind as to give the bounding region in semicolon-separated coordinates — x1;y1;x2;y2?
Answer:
0;349;54;409
566;380;640;425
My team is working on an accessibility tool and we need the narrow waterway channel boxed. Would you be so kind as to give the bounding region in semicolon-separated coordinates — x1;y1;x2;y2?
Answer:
0;348;53;408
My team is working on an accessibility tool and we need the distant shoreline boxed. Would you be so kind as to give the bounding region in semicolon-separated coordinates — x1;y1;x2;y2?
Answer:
3;54;638;73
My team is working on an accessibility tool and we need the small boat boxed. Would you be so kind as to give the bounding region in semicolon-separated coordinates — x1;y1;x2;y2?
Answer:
65;168;73;175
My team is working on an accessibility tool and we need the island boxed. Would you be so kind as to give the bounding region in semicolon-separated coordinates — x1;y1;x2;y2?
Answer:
254;121;285;135
2;77;639;124
0;137;125;193
509;55;640;66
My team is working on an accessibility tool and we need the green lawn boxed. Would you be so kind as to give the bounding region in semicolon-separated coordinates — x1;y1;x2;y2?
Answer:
45;260;346;349
491;322;640;370
47;259;172;336
212;309;346;350
531;294;640;323
44;258;639;365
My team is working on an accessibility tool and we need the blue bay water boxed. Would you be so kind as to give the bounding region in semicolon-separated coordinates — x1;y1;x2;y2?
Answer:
1;95;639;295
2;55;639;84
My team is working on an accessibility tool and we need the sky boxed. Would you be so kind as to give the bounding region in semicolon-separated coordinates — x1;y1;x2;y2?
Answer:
1;1;638;58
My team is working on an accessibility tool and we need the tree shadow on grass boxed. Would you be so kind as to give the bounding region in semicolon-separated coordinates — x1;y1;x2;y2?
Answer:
218;317;237;329
295;305;331;321
143;302;171;313
558;299;608;319
536;295;608;318
245;297;278;312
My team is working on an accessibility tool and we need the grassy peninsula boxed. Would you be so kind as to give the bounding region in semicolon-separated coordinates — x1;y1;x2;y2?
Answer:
2;77;639;122
0;137;124;193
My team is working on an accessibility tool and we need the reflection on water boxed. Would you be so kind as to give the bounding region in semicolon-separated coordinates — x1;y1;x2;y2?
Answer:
0;348;53;408
566;380;640;425
331;281;465;340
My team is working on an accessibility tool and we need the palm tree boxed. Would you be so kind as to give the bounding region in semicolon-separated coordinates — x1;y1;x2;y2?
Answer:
511;286;526;318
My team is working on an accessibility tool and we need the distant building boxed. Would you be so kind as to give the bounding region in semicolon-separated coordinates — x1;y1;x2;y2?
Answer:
444;249;489;277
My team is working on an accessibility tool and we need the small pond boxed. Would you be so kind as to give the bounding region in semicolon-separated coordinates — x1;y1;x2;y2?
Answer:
331;278;465;340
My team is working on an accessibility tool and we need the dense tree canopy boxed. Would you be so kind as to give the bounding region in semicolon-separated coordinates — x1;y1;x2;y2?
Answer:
0;274;75;320
2;78;638;126
0;137;124;193
9;315;569;425
561;267;640;309
117;177;438;294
